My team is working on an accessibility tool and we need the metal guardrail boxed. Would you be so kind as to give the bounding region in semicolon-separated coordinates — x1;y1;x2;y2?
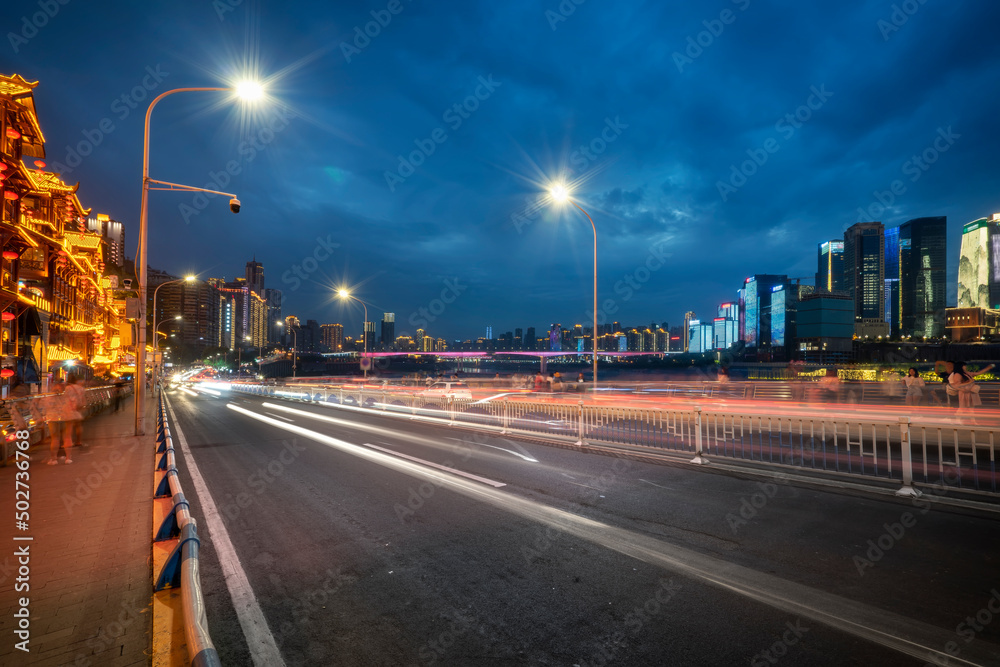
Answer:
152;394;221;667
251;376;1000;407
231;382;999;499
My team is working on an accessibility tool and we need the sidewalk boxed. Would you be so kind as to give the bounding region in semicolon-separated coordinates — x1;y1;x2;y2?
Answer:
0;394;155;666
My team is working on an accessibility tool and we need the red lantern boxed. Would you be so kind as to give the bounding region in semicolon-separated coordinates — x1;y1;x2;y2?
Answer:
2;251;18;260
1;312;14;321
0;369;14;378
0;163;6;171
3;191;18;200
34;160;45;169
5;128;20;140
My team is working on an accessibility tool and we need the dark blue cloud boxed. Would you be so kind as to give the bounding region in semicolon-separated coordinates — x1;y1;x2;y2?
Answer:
4;0;1000;340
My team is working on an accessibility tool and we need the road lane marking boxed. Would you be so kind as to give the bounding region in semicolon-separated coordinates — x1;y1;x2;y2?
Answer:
447;436;539;463
165;397;286;667
226;401;996;666
361;442;506;488
226;403;505;489
264;412;294;422
639;478;674;490
261;402;529;466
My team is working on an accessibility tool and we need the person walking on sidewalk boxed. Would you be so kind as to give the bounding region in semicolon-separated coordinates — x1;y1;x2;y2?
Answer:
113;378;126;412
41;380;70;464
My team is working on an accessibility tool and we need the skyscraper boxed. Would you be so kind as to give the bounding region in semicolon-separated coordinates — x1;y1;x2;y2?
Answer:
957;216;1000;310
716;302;739;350
265;288;282;345
884;226;900;337
245;259;264;296
742;275;787;348
524;327;535;351
816;240;845;293
381;313;395;348
843;222;887;336
900;216;947;337
157;278;222;348
321;323;343;352
682;311;695;351
549;324;562;351
87;214;125;268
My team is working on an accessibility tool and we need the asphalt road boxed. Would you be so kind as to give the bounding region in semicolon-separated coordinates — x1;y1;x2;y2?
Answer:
164;387;1000;666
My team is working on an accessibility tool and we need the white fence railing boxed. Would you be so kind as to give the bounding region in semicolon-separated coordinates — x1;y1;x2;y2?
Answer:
230;383;999;499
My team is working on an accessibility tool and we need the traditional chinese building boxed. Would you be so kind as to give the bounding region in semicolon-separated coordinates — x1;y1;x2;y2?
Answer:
0;73;123;388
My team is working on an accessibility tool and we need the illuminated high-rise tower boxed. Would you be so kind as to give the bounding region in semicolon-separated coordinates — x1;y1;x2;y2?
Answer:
884;227;900;337
245;258;264;296
957;215;1000;310
843;222;887;337
741;275;786;348
815;240;845;293
900;216;947;337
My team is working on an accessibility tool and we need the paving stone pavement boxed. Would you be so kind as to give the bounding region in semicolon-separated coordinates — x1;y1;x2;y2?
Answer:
0;394;155;666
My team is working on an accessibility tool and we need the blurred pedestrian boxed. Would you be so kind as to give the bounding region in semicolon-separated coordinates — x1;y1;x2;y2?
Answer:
819;368;840;403
882;369;903;405
113;378;126;412
63;374;86;450
787;360;804;400
933;360;956;407
903;367;925;406
41;380;69;464
533;372;546;392
949;361;995;412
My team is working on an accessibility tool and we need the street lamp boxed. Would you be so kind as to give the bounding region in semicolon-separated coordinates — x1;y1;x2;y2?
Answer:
237;335;253;375
547;182;598;386
151;276;195;393
134;81;263;435
277;320;297;377
337;289;369;377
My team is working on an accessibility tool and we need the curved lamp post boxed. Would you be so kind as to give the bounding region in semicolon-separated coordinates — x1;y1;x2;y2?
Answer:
547;183;598;386
151;276;194;392
134;81;263;435
276;320;297;377
337;289;369;378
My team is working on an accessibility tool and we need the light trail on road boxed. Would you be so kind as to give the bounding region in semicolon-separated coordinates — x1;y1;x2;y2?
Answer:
221;398;1000;667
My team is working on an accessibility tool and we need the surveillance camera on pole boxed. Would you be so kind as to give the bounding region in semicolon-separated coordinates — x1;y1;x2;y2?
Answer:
229;198;241;214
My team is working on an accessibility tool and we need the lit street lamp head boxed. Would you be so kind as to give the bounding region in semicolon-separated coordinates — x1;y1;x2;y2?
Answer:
548;183;570;203
235;80;264;102
337;289;350;299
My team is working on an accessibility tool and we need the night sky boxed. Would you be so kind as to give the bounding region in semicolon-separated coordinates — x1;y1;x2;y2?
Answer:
4;0;1000;342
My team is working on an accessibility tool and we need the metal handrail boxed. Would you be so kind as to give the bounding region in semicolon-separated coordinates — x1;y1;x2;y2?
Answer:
152;396;221;667
230;382;1000;499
